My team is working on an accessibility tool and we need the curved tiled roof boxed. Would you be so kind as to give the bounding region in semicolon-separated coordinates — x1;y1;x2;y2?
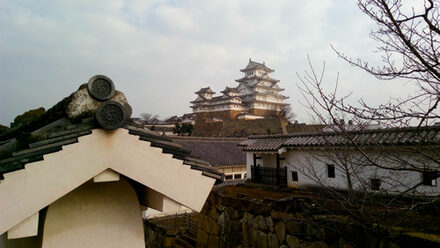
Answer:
195;87;215;94
239;126;440;152
235;75;279;83
240;59;274;72
0;119;223;180
174;137;246;166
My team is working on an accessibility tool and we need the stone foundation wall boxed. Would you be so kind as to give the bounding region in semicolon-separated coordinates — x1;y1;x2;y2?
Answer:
193;118;287;137
248;108;280;117
195;110;242;120
144;220;192;248
196;190;440;248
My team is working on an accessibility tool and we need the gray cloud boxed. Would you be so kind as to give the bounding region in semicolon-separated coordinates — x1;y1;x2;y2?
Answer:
0;0;413;125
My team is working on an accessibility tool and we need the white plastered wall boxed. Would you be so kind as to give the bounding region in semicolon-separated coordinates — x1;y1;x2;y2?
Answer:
42;178;144;248
247;149;440;194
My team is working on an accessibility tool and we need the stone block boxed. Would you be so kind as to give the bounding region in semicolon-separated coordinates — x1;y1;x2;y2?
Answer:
286;221;306;237
230;232;243;246
315;227;326;240
197;229;209;246
203;216;210;232
236;198;253;212
256;230;268;248
243;212;254;224
250;227;258;248
379;240;400;248
266;216;274;232
197;214;204;227
226;206;243;219
209;206;218;219
207;217;219;235
331;239;353;248
286;235;300;248
275;221;286;243
271;210;296;221
208;235;220;248
208;193;216;206
254;215;269;231
219;212;231;234
163;237;175;247
223;196;237;207
166;229;179;236
252;201;272;215
242;221;250;244
268;233;280;248
300;241;329;248
231;220;242;232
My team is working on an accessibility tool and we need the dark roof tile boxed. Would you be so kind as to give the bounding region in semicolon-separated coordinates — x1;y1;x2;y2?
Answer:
175;139;246;166
240;126;440;151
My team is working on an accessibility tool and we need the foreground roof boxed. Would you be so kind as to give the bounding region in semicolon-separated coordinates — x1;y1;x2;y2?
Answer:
0;75;223;236
239;125;440;152
0;77;221;180
0;119;222;180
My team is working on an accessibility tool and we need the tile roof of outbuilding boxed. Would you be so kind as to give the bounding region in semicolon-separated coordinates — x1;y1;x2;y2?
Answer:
173;137;246;166
239;126;440;152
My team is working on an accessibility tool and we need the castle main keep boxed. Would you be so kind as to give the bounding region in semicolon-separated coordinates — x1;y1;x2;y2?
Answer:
190;59;289;120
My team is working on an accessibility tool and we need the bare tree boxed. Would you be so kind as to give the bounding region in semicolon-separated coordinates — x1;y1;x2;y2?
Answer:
140;113;161;124
333;0;440;127
295;0;440;226
267;105;296;122
298;0;440;173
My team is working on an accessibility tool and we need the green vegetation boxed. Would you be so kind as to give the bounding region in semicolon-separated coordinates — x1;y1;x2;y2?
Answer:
0;124;8;136
173;123;193;136
10;107;45;128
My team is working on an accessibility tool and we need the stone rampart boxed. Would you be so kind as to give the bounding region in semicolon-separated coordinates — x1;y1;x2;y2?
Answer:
196;188;440;248
193;118;286;137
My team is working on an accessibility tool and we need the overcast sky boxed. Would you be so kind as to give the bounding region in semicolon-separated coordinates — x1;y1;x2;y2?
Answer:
0;0;418;126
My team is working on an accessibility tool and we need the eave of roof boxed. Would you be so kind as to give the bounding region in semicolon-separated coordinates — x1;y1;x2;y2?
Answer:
0;121;223;181
235;75;279;83
195;87;215;94
240;60;274;72
239;126;440;152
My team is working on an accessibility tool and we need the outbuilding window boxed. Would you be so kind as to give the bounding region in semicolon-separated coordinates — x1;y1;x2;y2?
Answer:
327;164;335;178
370;178;381;190
422;171;437;186
291;171;298;182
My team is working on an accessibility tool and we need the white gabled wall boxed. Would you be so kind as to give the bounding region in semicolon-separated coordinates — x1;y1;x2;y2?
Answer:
0;128;216;236
42;178;144;248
